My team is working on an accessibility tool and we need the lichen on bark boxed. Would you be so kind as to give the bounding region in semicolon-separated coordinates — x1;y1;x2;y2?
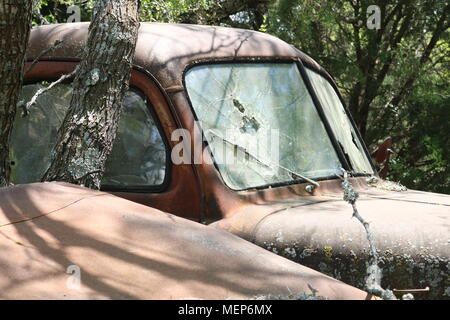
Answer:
341;170;397;300
42;0;140;189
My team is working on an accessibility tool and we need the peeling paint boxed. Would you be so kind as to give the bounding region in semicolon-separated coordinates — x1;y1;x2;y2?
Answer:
367;177;407;192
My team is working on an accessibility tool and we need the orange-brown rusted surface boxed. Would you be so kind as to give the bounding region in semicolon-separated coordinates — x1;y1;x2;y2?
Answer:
371;138;394;179
209;184;450;299
0;182;369;300
372;138;393;164
26;23;326;90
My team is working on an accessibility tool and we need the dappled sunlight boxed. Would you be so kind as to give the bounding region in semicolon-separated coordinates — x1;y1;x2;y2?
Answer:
0;182;366;299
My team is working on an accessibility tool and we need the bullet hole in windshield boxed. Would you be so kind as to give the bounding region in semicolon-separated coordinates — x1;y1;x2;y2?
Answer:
233;99;246;113
240;116;260;134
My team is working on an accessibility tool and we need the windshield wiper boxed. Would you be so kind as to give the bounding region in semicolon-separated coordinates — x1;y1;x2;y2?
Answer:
206;129;320;187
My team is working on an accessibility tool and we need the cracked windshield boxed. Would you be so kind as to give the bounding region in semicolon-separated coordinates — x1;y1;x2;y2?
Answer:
185;62;344;190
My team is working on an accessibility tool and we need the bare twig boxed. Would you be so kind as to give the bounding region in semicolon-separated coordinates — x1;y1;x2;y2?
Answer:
32;0;41;9
33;7;50;25
340;169;397;300
74;170;103;183
19;66;79;117
24;40;64;77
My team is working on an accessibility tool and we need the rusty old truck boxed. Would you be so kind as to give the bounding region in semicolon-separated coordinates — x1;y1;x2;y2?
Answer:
8;22;449;298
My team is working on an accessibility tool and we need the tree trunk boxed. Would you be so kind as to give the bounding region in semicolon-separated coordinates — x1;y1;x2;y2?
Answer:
0;0;33;187
42;0;140;189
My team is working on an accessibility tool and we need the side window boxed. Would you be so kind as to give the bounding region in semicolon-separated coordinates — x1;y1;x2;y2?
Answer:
10;83;167;189
103;91;167;188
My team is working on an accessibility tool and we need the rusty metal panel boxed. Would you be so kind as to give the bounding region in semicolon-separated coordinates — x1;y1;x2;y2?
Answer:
26;23;311;90
0;183;369;300
211;183;450;299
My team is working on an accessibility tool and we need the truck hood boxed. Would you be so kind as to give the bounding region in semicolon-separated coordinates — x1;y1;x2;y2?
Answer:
0;182;368;300
211;188;450;299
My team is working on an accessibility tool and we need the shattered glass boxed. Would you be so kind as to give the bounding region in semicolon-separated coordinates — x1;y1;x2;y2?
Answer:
185;63;342;190
306;69;374;174
10;84;166;188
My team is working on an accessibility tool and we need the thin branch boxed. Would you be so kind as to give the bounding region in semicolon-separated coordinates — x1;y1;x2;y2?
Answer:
74;170;103;183
32;0;41;9
340;170;397;300
33;6;50;25
19;66;79;117
23;40;64;77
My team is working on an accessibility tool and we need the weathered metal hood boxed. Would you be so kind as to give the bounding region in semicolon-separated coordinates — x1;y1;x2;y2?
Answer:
211;188;450;299
0;182;369;300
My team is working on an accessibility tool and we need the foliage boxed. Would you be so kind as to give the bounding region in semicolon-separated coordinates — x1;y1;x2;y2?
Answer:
33;0;269;30
33;0;94;25
388;63;450;194
139;0;214;23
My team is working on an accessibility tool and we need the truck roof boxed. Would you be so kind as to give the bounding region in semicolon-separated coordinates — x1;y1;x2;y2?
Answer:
26;22;328;90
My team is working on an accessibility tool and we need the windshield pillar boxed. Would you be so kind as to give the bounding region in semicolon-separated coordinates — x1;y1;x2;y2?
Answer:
295;60;352;172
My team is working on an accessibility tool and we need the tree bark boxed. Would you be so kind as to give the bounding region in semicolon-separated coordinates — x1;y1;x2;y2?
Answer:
0;0;33;187
42;0;140;189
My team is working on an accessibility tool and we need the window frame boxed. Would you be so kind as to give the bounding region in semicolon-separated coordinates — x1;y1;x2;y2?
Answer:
101;85;172;193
